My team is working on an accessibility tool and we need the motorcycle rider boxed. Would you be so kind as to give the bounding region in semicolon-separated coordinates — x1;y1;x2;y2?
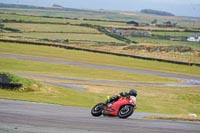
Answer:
106;89;137;105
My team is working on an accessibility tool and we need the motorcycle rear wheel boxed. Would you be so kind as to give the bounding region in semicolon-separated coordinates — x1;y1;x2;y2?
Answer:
91;103;105;117
118;105;134;119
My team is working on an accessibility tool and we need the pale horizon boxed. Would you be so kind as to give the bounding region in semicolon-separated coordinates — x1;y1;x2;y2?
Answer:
1;0;200;17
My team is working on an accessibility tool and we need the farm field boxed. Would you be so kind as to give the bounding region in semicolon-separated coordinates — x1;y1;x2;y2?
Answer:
0;21;123;44
0;32;121;43
0;13;126;27
0;13;200;64
3;23;101;33
128;36;200;50
152;31;194;37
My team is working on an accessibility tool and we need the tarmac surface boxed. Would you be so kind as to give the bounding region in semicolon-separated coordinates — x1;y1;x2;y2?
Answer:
0;99;200;133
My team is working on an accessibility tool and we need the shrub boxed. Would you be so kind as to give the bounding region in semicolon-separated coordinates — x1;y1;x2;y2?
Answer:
0;72;42;92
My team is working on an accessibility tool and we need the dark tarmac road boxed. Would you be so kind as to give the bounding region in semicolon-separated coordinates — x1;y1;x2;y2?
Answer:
0;99;200;133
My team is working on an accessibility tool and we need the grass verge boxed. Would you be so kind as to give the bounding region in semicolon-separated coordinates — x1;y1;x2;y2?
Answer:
0;73;106;107
0;86;106;107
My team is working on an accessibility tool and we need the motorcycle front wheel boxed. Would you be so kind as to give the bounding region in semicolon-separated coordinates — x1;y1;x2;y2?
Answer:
91;103;105;117
118;105;134;119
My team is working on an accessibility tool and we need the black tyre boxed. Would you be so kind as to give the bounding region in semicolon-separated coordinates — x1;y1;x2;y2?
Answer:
118;105;134;119
91;103;105;117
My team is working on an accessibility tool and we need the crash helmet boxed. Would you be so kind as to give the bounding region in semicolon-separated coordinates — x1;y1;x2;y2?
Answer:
129;89;137;97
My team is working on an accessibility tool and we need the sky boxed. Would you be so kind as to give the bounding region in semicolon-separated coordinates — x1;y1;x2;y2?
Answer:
1;0;200;17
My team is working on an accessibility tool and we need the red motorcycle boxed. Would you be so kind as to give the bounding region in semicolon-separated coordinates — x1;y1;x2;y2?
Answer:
91;92;137;119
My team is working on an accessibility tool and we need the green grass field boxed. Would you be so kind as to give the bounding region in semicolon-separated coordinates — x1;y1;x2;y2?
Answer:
0;42;200;76
0;13;126;27
0;57;179;83
0;80;106;107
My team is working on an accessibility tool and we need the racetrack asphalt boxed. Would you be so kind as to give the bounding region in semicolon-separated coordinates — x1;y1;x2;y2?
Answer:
0;53;200;90
0;99;200;133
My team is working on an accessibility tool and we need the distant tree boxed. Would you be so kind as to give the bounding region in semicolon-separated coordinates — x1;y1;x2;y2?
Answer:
52;4;64;9
141;9;175;16
151;19;158;24
63;39;69;43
